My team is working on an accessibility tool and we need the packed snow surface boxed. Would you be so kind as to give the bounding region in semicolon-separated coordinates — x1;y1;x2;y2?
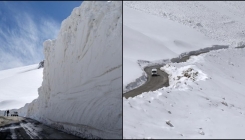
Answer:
123;1;245;92
123;48;245;139
16;1;122;139
0;64;43;110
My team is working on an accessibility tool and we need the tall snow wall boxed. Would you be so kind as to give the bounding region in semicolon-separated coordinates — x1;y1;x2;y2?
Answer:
18;1;122;139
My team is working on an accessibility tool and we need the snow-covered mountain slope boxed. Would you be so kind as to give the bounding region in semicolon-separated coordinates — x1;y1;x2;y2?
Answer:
123;3;227;90
123;48;245;139
123;1;245;138
17;1;122;139
0;64;43;110
124;1;245;46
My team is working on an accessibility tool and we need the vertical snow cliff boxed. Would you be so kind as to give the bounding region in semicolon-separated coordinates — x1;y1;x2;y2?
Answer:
18;1;122;139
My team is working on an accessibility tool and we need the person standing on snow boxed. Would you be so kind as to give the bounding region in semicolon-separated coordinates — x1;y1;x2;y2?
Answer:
4;111;6;116
6;110;9;116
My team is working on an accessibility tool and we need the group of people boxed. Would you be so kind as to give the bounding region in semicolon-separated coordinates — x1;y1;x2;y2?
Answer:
4;110;10;116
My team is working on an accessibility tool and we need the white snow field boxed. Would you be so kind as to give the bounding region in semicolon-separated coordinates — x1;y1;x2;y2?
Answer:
14;1;121;139
123;1;245;92
124;48;245;139
0;64;43;110
123;1;245;139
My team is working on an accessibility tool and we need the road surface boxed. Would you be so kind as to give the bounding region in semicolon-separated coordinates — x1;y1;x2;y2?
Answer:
0;116;81;139
123;65;169;99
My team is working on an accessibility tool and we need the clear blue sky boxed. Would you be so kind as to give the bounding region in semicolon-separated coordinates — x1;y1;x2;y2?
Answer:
0;1;82;70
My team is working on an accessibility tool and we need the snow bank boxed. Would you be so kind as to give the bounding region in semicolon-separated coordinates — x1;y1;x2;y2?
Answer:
123;1;245;92
124;48;245;138
18;1;122;139
161;64;208;90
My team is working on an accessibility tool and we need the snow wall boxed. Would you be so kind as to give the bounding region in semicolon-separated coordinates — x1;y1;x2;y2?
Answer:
18;1;122;139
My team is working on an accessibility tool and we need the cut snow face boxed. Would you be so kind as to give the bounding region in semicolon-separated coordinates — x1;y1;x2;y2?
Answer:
0;64;43;110
161;64;208;90
123;48;245;139
16;1;122;139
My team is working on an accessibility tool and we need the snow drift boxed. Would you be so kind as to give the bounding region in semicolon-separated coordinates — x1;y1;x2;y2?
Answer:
18;1;122;139
161;64;208;90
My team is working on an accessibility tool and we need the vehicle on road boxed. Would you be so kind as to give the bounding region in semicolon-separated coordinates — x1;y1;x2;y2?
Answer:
151;68;157;76
11;111;18;116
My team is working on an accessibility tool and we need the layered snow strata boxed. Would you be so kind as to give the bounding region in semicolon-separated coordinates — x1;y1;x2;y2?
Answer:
18;1;122;139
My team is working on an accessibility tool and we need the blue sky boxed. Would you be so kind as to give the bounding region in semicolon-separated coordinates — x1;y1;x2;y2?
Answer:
0;1;82;70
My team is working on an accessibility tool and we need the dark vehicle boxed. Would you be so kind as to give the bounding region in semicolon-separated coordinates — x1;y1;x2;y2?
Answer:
11;112;18;116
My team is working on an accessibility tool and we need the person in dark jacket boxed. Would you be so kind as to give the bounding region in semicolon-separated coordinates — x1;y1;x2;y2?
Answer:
38;60;44;69
6;110;9;116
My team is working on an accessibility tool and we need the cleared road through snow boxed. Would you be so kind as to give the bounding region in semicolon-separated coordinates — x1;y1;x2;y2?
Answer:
123;65;169;99
123;45;231;99
0;116;81;139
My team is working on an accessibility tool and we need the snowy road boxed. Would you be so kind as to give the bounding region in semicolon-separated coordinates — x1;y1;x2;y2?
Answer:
0;116;81;139
123;45;231;99
123;66;169;99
